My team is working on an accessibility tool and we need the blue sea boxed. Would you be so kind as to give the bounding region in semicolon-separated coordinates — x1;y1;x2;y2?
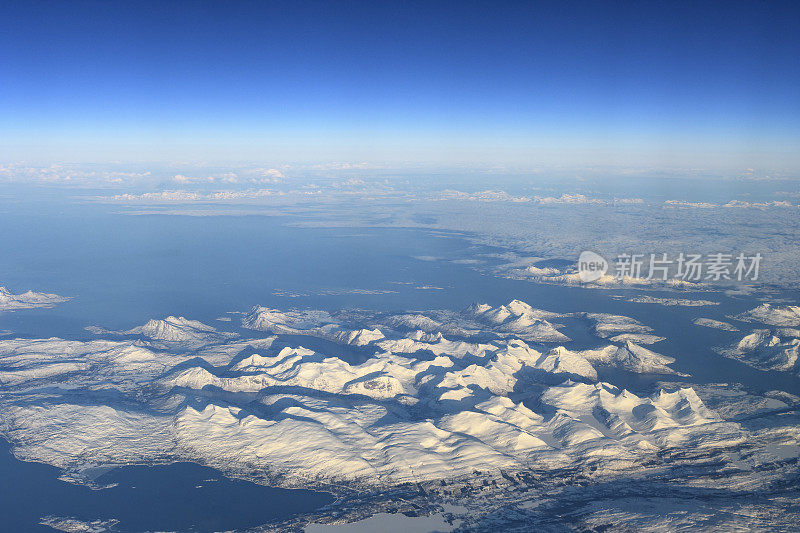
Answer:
0;195;798;531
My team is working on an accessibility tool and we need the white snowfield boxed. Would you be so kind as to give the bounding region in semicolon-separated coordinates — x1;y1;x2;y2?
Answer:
0;286;70;312
0;299;787;493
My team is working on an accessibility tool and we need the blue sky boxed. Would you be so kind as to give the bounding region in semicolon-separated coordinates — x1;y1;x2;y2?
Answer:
2;1;799;169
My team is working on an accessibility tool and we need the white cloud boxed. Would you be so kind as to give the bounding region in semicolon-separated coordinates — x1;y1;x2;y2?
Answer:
534;193;604;205
723;200;795;209
664;200;717;208
110;190;202;202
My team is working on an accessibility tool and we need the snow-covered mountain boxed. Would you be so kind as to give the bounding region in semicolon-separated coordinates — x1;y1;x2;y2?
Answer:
720;328;800;376
0;286;70;312
242;306;335;334
574;341;682;375
0;297;797;531
87;316;237;349
469;299;571;342
735;303;800;327
142;316;222;341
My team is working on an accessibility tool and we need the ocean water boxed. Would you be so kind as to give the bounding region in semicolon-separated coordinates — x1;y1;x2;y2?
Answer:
1;201;799;530
0;205;796;394
0;440;333;532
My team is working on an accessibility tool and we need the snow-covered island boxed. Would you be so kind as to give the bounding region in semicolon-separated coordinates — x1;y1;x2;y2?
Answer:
0;286;70;312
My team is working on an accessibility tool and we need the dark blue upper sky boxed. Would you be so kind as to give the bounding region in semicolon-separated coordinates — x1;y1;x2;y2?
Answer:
2;0;799;168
